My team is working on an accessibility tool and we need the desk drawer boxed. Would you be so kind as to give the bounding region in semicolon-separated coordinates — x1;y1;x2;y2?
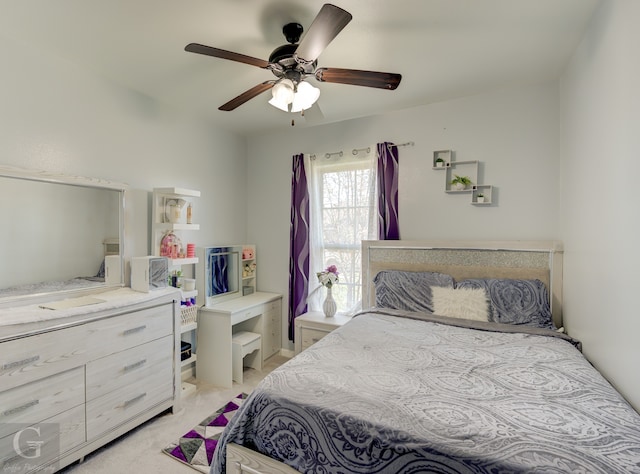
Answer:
300;327;331;350
86;336;173;402
0;404;85;473
0;325;87;392
86;365;173;440
0;367;84;439
87;303;173;359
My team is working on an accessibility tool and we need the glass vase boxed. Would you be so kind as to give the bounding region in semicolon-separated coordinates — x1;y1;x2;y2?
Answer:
323;286;337;317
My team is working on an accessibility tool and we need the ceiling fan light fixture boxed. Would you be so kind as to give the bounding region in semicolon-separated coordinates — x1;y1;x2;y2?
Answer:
291;81;320;113
268;79;295;111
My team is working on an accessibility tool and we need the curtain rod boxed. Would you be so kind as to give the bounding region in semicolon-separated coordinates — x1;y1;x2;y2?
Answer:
387;141;414;150
310;141;414;160
310;150;343;160
352;146;371;155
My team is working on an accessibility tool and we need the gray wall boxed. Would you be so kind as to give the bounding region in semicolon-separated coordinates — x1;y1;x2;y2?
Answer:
559;0;640;410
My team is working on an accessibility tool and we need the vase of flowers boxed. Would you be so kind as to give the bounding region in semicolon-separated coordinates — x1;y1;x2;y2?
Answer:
317;265;339;317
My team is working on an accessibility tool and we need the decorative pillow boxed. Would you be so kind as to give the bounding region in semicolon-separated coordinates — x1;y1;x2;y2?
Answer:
373;270;455;313
431;287;489;321
455;278;555;329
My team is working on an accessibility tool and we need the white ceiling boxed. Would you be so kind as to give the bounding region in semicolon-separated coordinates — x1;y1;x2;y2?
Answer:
0;0;599;136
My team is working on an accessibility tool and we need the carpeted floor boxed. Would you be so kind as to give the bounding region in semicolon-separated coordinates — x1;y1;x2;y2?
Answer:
59;355;288;474
162;392;250;472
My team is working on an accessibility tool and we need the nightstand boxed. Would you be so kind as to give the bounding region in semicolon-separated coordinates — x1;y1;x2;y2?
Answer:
294;311;352;355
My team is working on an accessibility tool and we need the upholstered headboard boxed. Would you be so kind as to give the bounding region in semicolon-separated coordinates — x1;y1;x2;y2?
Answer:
362;240;564;328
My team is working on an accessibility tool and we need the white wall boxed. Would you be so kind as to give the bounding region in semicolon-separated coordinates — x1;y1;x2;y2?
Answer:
246;83;561;352
0;33;247;270
559;0;640;410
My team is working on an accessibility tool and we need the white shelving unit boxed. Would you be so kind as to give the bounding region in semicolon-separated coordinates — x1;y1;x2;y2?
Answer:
433;150;494;205
151;187;200;393
241;244;257;296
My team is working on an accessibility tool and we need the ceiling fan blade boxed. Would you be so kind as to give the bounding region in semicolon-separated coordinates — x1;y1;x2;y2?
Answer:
185;43;270;69
294;4;352;63
315;67;402;90
219;82;274;111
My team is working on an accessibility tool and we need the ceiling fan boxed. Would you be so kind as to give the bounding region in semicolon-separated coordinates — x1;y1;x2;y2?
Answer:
185;3;402;112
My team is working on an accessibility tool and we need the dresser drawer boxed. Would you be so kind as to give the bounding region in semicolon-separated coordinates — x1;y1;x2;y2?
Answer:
86;336;173;402
0;367;84;439
0;404;85;473
300;327;331;350
87;303;173;359
0;325;87;392
86;366;173;440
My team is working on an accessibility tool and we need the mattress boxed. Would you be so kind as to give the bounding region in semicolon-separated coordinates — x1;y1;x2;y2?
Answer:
211;309;640;473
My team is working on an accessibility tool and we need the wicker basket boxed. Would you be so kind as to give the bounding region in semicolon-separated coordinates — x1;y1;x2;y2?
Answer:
181;305;198;326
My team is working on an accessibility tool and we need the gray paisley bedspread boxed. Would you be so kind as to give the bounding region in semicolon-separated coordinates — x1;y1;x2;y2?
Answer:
211;309;640;473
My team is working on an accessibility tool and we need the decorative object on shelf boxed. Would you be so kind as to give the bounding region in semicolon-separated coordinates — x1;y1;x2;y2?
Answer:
165;198;187;224
242;247;255;260
477;193;485;203
435;157;445;167
186;202;193;224
242;262;256;278
451;174;472;191
180;300;198;325
317;265;339;317
171;269;183;288
183;278;196;291
160;231;182;258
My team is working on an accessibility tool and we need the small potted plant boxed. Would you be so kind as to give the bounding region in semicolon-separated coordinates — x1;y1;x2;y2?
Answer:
450;175;472;191
435;157;445;168
476;193;485;203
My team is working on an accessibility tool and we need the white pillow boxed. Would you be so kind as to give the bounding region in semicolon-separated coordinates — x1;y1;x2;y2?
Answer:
431;287;489;322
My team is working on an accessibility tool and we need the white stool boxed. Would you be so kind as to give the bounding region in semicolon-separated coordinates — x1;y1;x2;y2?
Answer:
232;331;262;383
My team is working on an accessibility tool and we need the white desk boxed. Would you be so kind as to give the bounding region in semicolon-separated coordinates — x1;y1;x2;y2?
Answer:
196;292;282;388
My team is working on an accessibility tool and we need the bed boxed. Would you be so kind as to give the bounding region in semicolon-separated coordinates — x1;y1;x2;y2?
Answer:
212;240;640;474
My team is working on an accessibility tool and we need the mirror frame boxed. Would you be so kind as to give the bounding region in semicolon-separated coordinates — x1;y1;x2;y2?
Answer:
0;164;128;308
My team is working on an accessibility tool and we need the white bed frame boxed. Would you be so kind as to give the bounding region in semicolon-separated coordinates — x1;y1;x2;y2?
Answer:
226;240;564;473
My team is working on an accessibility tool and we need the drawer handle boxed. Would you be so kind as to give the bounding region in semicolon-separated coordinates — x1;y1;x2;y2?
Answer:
3;399;39;417
123;392;147;408
123;325;147;336
2;354;40;371
123;359;147;373
311;338;320;343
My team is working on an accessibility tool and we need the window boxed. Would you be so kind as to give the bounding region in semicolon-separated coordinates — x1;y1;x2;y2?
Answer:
308;152;377;313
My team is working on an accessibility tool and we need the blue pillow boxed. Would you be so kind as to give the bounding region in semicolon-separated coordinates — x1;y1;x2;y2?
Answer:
374;270;455;313
455;278;555;329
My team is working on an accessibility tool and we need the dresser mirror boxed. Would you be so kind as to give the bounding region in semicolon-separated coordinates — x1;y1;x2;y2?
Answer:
0;165;126;307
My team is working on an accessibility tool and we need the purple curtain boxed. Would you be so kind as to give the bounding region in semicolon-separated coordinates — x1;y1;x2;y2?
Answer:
288;153;310;341
376;142;400;239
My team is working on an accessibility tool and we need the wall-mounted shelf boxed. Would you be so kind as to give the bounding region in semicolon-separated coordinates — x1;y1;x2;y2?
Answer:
472;185;493;205
433;151;495;205
433;150;452;169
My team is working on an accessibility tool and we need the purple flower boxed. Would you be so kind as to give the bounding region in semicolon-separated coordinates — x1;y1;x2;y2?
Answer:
325;265;339;275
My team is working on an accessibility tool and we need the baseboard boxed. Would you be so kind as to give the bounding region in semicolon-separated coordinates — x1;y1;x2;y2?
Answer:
279;348;294;359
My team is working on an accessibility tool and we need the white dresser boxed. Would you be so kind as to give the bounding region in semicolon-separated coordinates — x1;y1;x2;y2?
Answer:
0;288;181;473
197;292;282;388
